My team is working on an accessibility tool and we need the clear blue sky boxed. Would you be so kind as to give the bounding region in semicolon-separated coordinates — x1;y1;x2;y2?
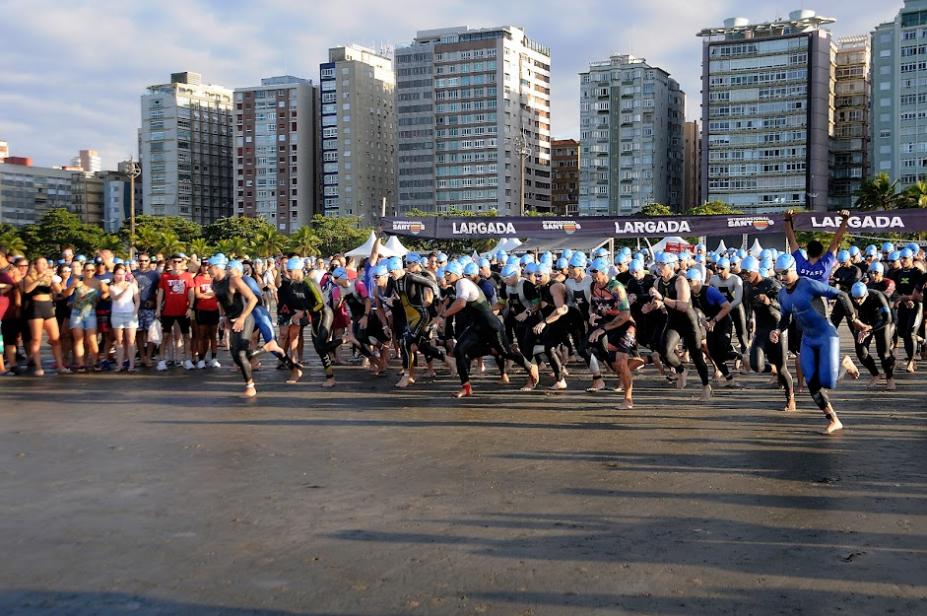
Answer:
0;0;901;169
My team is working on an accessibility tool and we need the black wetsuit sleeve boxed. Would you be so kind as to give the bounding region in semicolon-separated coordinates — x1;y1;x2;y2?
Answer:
835;290;856;322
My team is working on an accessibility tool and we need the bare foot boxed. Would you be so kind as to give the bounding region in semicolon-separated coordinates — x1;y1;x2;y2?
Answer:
676;368;688;390
885;378;897;391
548;379;567;391
454;383;472;398
322;377;336;388
242;384;257;398
499;374;510;385
628;357;646;371
586;378;605;393
700;384;712;401
395;375;413;389
866;374;883;389
906;359;916;374
822;416;844;435
842;355;860;380
783;397;796;412
286;367;303;384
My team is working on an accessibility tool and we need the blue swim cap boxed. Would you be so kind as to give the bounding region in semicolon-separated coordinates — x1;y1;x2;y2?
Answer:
837;250;850;264
685;268;703;282
717;257;731;270
538;262;552;275
759;258;773;273
868;261;884;274
569;253;588;268
900;248;914;259
589;257;609;272
463;262;479;276
228;260;243;272
387;256;403;272
849;246;861;257
373;264;388;277
524;262;540;275
774;254;796;273
445;261;463;277
436;252;448;263
208;254;228;267
865;245;878;257
907;242;920;254
656;252;678;265
629;260;644;273
501;264;520;278
562;248;574;260
332;267;348;279
889;251;901;262
479;258;490;269
555;257;569;270
286;257;303;271
741;256;759;273
737;249;747;259
851;281;868;299
404;252;420;265
506;255;520;266
882;242;894;253
615;252;631;265
520;254;535;265
694;254;705;264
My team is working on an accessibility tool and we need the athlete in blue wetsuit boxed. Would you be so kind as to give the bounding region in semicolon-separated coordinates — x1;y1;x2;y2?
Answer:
770;254;867;435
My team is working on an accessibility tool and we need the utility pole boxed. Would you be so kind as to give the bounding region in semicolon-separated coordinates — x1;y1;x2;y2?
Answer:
512;131;532;217
126;157;141;260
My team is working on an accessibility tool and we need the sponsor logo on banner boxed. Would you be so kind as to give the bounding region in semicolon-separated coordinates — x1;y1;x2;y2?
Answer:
810;215;905;230
391;220;426;235
613;219;692;235
727;216;774;231
451;221;518;235
542;220;582;234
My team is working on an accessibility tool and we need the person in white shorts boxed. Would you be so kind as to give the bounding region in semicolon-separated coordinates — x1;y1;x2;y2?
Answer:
109;264;140;372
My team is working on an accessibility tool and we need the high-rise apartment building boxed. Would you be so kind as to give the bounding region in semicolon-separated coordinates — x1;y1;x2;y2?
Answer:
578;54;684;216
139;71;234;225
832;35;871;208
551;139;579;215
0;159;74;226
234;76;318;233
71;149;102;173
100;163;135;233
872;0;927;187
320;45;396;226
395;26;552;215
698;11;835;213
683;121;702;211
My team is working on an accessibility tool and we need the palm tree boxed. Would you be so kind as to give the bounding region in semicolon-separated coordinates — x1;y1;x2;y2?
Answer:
855;173;904;210
251;227;286;256
288;226;319;256
903;180;927;209
188;238;212;259
157;231;185;256
136;227;161;253
0;230;27;255
215;237;248;259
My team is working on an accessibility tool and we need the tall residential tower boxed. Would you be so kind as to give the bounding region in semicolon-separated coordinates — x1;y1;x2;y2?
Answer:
832;35;871;208
698;11;836;213
139;71;234;225
578;54;684;215
872;0;927;187
395;26;552;215
320;45;396;226
234;76;318;233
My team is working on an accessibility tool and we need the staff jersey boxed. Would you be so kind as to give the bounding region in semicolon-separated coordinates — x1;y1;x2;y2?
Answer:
792;249;836;283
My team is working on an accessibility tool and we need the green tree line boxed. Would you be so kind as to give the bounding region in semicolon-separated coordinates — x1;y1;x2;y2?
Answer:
0;209;372;260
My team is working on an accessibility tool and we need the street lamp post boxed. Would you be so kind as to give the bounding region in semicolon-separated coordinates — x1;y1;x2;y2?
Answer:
126;157;141;260
512;131;533;217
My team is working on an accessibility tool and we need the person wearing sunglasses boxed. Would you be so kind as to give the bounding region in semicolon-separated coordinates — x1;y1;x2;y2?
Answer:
155;254;195;371
770;254;869;435
849;282;896;392
64;262;110;372
132;253;160;368
21;257;68;375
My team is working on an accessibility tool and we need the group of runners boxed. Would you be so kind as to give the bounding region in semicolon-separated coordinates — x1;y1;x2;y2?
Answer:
2;208;926;435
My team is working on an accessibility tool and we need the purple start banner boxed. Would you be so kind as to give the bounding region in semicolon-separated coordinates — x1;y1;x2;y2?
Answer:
380;210;927;240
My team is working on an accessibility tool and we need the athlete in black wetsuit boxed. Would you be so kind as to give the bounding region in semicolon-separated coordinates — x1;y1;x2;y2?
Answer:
887;249;922;373
441;263;537;397
850;281;896;390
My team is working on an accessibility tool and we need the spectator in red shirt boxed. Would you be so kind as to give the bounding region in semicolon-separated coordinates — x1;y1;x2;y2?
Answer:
155;254;195;371
193;261;221;369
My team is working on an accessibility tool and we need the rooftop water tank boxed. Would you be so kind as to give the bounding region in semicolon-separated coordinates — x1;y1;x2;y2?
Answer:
723;17;750;28
789;9;816;20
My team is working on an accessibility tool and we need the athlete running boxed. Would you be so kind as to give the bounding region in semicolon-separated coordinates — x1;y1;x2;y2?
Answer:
850;281;896;390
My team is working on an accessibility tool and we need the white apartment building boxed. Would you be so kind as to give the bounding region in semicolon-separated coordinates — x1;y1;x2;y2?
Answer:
578;54;685;216
395;26;552;215
140;72;234;225
234;76;317;233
